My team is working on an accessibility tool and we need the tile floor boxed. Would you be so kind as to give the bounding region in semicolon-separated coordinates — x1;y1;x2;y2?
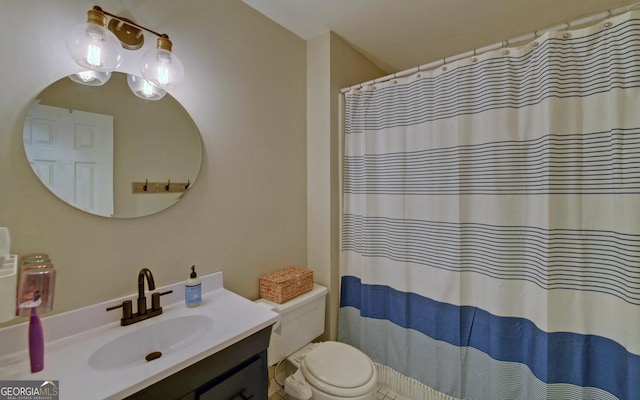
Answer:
269;386;405;400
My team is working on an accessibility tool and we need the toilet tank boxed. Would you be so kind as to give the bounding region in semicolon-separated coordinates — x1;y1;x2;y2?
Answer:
255;284;327;366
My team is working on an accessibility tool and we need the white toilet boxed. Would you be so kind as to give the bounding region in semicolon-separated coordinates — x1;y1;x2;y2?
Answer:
256;284;378;400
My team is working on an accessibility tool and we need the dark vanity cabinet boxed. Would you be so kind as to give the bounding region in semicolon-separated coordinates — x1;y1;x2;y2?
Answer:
126;326;272;400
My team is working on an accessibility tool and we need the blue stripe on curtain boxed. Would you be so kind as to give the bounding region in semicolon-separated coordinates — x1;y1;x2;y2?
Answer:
340;275;640;400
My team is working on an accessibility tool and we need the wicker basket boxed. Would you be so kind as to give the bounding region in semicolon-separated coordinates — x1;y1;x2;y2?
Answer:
259;266;313;304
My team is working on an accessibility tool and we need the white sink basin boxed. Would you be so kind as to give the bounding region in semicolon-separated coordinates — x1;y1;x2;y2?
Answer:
88;314;213;370
0;272;280;400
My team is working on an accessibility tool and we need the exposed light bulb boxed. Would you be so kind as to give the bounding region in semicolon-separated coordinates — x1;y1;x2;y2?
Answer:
157;64;170;86
140;35;184;90
86;43;102;68
127;74;167;101
78;71;95;82
141;79;156;98
66;7;123;72
68;70;112;86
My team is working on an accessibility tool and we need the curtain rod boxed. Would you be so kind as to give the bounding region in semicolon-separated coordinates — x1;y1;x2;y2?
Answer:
341;2;640;93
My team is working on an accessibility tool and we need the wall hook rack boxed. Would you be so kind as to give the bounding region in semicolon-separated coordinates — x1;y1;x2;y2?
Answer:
132;180;191;194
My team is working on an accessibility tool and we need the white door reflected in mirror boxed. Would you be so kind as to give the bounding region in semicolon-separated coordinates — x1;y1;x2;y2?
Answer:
24;101;115;217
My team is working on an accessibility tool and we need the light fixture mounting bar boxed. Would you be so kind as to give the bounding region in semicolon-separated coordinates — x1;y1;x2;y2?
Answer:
93;6;167;39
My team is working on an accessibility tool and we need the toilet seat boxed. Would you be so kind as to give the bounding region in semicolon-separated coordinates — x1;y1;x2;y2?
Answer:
300;341;378;397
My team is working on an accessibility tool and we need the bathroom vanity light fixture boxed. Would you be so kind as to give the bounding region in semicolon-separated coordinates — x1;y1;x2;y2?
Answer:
66;5;184;97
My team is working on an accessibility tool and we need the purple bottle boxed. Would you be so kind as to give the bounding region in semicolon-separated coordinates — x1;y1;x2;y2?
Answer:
28;291;44;372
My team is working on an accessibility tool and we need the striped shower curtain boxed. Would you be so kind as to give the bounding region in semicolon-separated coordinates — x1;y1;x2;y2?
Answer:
339;10;640;400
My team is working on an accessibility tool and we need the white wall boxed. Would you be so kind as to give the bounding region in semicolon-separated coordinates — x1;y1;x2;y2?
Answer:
0;0;307;325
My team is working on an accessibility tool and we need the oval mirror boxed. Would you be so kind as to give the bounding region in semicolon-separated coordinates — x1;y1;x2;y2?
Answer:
22;72;202;218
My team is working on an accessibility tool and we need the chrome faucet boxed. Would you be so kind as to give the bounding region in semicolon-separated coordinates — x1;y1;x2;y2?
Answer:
107;267;172;326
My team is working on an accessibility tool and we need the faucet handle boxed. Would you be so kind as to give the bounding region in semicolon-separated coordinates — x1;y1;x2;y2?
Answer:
106;300;133;322
151;290;173;312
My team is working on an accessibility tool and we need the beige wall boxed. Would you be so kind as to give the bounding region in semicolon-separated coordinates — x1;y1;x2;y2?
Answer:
0;0;385;337
307;32;385;339
0;0;307;326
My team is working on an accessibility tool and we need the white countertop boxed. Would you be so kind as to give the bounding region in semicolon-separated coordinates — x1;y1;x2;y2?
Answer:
0;272;279;399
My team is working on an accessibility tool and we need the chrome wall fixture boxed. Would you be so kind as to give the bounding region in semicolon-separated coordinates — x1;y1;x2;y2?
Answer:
66;5;184;100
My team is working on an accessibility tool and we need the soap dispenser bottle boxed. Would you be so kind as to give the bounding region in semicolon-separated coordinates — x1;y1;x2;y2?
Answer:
185;265;201;307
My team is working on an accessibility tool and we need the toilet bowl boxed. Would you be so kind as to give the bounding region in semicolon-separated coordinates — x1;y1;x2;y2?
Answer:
288;341;378;400
255;284;378;399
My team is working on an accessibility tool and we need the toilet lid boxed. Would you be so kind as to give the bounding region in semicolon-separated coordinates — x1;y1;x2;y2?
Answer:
301;341;377;397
